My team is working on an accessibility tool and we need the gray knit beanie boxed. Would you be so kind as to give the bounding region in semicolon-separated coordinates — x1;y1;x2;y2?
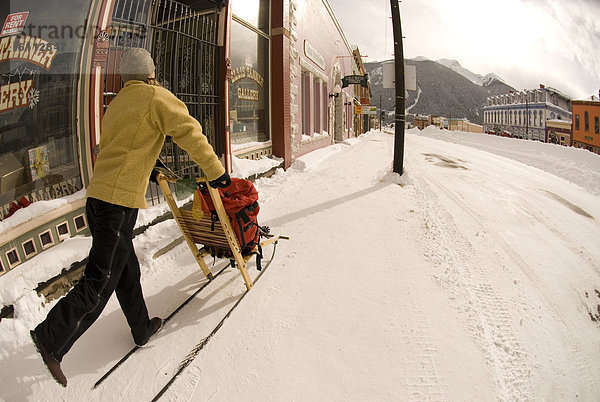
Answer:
119;48;155;83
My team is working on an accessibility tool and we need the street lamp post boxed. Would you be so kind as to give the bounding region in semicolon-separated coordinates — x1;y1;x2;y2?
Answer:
390;0;405;175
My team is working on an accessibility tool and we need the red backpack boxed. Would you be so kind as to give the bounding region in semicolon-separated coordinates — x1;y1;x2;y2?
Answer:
197;178;268;267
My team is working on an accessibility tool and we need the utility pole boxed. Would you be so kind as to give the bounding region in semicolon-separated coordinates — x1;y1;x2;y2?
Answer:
379;94;382;129
390;0;405;175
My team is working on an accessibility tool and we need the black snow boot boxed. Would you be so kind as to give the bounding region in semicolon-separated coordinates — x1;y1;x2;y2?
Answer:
135;317;163;347
30;330;67;387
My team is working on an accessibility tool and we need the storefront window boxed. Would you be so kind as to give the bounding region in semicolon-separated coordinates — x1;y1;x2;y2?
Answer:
231;0;269;34
229;19;269;145
0;0;89;220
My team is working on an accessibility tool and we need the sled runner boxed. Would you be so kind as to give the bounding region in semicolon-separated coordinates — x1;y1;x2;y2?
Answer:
155;172;283;290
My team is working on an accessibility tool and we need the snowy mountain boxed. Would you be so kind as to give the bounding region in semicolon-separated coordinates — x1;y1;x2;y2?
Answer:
1;128;600;400
366;58;515;124
436;58;505;87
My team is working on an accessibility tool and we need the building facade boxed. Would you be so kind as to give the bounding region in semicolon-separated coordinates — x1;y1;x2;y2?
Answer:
546;119;572;147
351;47;373;135
447;119;483;133
0;0;360;274
483;85;571;141
571;98;600;154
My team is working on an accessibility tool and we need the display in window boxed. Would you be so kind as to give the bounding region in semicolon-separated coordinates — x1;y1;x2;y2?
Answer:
28;145;49;180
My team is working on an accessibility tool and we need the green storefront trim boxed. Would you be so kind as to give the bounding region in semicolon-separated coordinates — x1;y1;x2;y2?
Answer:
0;200;89;275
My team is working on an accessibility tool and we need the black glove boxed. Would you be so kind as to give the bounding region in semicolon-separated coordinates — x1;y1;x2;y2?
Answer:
209;172;231;189
149;159;167;184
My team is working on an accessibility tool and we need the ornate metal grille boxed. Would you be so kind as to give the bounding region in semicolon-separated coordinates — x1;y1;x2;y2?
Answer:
150;0;219;176
103;0;220;199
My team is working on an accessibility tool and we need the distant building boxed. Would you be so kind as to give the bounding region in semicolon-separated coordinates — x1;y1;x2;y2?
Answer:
431;115;444;128
546;120;572;147
412;115;443;130
352;47;373;135
447;119;483;133
413;115;430;130
483;85;571;142
571;96;600;154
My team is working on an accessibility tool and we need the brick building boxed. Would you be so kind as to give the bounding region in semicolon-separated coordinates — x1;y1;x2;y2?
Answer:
571;97;600;154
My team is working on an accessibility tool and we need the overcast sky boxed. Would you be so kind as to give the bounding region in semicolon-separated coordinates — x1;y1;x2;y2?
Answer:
327;0;600;99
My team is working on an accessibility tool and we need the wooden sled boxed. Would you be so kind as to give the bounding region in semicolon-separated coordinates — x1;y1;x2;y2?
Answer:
156;173;282;290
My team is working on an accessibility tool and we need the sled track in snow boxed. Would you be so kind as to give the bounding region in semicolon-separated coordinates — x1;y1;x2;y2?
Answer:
151;254;276;401
413;171;534;401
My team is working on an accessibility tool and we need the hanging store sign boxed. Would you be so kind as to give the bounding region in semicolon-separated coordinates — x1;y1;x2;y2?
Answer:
355;105;377;114
342;74;369;89
304;40;325;71
0;35;58;70
1;12;29;37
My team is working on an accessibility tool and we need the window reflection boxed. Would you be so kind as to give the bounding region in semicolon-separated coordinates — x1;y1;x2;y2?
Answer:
231;0;269;33
0;0;88;220
229;20;269;145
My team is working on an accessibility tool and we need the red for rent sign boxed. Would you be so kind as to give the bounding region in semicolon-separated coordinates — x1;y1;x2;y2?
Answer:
1;12;29;37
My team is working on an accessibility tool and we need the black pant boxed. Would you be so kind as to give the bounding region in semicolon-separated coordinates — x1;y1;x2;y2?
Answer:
34;198;152;361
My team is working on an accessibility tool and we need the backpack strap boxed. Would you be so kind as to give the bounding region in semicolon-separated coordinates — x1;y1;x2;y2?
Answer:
253;224;271;271
256;243;263;271
210;211;218;231
236;201;259;224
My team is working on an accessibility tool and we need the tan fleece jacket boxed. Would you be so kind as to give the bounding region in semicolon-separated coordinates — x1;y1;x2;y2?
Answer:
86;80;225;209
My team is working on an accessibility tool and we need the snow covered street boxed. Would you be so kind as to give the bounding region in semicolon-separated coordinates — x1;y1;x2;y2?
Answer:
1;129;599;401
